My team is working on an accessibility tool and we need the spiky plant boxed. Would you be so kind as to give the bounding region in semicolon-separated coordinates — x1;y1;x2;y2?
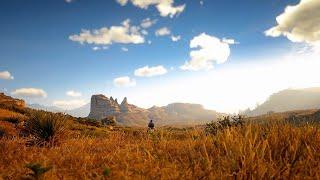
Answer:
25;111;69;146
25;163;52;180
0;126;5;138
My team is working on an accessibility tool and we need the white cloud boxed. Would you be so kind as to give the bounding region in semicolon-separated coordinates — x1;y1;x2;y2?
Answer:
155;27;171;36
265;0;320;45
121;47;129;52
53;99;87;110
141;29;148;35
66;90;82;97
65;0;74;3
140;18;157;28
92;46;101;51
222;38;238;45
200;1;204;6
93;46;109;51
69;19;145;46
114;76;136;87
120;46;320;113
116;0;128;6
181;33;233;71
171;35;181;42
116;0;185;18
11;88;47;98
134;65;168;77
0;71;14;80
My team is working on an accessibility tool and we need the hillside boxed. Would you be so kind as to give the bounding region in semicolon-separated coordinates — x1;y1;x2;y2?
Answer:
2;93;320;178
245;87;320;116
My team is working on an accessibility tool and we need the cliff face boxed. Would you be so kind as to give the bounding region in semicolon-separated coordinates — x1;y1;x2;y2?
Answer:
88;94;220;126
88;94;140;120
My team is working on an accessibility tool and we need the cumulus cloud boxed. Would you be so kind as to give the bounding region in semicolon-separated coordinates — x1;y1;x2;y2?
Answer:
0;71;14;80
53;99;87;110
116;0;185;18
265;0;320;45
171;35;181;42
114;76;136;87
66;90;82;97
11;88;47;98
181;33;234;71
134;65;168;77
69;19;145;46
155;27;171;36
65;0;74;3
140;18;157;28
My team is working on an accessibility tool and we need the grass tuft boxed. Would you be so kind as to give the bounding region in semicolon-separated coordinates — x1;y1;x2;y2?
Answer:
25;111;69;146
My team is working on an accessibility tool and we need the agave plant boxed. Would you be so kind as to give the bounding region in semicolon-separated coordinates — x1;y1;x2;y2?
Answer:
25;163;52;180
25;111;69;146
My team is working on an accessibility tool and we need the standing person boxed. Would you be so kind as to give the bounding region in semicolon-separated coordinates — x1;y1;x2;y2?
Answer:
148;120;155;132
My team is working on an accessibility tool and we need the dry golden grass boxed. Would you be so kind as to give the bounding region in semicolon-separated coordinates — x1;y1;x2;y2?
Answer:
0;109;27;121
1;117;320;179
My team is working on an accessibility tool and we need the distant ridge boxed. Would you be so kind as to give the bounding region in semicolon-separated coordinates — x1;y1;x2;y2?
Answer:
245;87;320;116
88;94;221;126
28;103;90;117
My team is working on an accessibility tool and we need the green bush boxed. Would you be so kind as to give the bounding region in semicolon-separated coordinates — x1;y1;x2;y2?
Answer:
205;115;245;135
25;111;69;146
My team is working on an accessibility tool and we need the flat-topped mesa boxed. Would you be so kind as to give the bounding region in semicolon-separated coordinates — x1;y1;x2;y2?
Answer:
88;94;120;120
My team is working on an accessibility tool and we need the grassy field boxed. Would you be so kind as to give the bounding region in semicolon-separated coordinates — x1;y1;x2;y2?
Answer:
1;107;320;179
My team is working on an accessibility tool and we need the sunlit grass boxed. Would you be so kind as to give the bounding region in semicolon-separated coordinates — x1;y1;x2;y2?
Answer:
1;116;320;179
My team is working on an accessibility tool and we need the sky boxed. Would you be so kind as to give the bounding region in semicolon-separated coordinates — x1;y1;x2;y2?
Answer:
1;0;320;113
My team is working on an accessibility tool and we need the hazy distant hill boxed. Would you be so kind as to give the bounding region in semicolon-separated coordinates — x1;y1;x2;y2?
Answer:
67;103;90;117
28;103;90;117
28;104;63;113
246;87;320;116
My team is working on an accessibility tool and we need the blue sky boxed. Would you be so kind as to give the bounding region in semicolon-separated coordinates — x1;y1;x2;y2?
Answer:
1;0;319;113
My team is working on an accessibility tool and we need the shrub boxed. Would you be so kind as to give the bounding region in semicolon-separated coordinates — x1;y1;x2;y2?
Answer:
25;111;69;146
25;163;52;180
0;126;5;138
103;167;111;176
101;116;116;126
205;115;245;135
3;116;20;124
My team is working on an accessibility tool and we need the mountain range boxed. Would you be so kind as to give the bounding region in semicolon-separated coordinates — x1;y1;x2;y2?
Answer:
87;94;221;126
27;87;320;124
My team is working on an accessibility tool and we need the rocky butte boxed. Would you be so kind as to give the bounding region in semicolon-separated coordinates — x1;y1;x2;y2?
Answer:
88;94;221;127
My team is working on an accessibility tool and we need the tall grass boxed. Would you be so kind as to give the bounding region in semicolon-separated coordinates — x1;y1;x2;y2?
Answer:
1;119;320;179
25;111;69;146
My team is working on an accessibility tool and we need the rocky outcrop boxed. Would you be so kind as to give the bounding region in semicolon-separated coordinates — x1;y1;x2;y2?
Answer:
120;97;132;113
87;94;221;126
88;95;140;120
88;94;120;120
